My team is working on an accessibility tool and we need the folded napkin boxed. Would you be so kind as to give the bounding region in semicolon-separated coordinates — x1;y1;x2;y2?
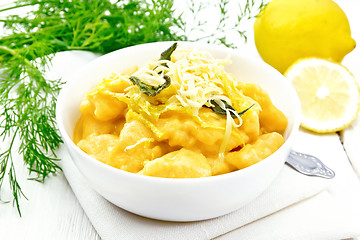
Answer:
58;145;359;240
50;50;360;239
216;190;358;240
58;145;320;240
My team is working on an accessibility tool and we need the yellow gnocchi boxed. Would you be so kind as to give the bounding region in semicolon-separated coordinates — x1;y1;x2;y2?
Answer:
74;45;287;178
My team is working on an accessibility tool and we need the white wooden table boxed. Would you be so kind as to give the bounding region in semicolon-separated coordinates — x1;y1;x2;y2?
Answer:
1;0;360;239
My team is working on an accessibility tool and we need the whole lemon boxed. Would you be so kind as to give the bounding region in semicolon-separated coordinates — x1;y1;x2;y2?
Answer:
254;0;356;74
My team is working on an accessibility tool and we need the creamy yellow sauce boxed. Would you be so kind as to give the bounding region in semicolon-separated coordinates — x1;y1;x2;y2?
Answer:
74;47;287;178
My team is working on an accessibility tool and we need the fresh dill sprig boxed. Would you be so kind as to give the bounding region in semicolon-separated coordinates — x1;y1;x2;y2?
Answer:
0;0;186;216
177;0;267;47
0;0;266;215
0;43;64;216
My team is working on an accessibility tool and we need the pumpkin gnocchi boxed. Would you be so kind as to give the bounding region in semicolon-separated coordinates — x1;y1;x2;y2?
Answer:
74;44;287;178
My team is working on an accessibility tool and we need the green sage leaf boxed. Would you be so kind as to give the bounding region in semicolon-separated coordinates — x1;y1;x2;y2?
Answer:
206;99;254;118
129;75;171;97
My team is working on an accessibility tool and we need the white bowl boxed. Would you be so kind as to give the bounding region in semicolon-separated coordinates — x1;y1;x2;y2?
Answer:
56;41;301;221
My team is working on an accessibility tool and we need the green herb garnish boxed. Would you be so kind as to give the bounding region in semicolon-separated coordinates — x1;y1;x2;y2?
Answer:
130;75;171;97
160;42;178;61
206;99;254;118
130;43;177;96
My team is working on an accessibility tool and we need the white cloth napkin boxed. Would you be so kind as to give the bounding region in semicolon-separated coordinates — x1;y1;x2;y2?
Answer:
217;190;358;240
50;50;360;240
58;145;359;240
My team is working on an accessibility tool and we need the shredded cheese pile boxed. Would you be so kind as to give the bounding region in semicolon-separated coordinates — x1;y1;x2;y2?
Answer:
108;48;260;158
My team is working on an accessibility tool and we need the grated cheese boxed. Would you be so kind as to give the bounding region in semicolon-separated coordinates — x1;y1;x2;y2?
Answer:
109;48;260;157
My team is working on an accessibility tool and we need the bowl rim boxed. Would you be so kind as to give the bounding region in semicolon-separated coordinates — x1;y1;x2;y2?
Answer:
56;41;301;184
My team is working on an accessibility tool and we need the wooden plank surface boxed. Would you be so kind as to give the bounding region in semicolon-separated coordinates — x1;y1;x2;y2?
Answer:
0;0;360;239
0;51;100;239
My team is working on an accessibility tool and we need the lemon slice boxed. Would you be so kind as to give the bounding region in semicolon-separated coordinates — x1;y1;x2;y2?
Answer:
285;58;360;133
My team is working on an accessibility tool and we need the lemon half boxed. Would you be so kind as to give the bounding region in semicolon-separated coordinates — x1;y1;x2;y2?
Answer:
285;58;360;133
